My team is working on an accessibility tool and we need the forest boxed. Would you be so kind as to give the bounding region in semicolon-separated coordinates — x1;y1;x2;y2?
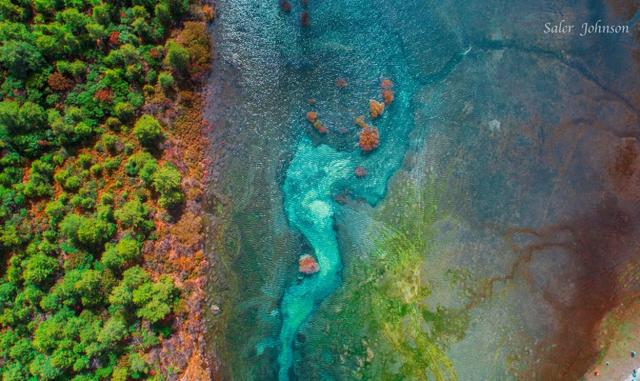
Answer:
0;0;212;379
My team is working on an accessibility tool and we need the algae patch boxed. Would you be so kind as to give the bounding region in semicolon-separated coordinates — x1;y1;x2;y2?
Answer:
299;178;469;380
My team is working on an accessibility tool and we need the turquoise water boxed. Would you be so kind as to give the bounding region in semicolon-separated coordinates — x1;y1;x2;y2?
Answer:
276;2;428;378
207;0;640;379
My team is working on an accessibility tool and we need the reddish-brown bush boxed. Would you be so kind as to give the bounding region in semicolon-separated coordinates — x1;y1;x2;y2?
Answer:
359;126;379;152
94;88;113;103
108;31;120;46
48;72;74;92
370;99;385;119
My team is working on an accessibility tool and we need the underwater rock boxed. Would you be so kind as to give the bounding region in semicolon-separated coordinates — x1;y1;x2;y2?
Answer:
299;254;320;274
301;11;310;27
359;126;379;152
370;99;385;119
279;0;292;12
354;166;367;177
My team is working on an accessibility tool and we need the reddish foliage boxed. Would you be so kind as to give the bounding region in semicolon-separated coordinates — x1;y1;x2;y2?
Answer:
94;88;113;103
313;121;327;134
381;78;394;89
354;166;367;177
202;5;215;21
48;72;74;92
299;255;319;274
150;48;161;59
335;78;348;88
354;115;368;129
108;31;120;46
359;126;379;152
305;111;326;134
382;89;395;105
369;99;385;119
306;111;318;123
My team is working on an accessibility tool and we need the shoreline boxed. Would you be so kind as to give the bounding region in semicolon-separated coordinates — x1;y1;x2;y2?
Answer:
136;3;217;379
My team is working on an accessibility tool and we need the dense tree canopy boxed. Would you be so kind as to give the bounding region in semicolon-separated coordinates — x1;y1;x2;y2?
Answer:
0;0;205;379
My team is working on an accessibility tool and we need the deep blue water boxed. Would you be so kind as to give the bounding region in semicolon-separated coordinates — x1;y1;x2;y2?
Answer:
206;0;640;379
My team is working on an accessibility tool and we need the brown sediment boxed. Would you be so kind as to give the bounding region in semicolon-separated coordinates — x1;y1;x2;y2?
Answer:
458;191;637;380
605;0;639;19
608;138;640;201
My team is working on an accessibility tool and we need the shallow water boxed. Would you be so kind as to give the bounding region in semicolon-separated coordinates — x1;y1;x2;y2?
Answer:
206;0;640;379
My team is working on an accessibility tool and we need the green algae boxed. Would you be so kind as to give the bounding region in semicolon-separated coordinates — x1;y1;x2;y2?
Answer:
298;176;469;380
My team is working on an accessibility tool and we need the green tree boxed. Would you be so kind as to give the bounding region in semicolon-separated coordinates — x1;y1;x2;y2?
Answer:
132;276;177;323
0;40;43;78
108;266;150;310
114;199;150;231
29;353;62;380
74;269;106;307
124;151;157;179
133;114;162;147
97;315;127;345
165;41;189;74
23;254;58;285
158;71;174;91
60;214;115;248
113;102;134;123
152;163;183;209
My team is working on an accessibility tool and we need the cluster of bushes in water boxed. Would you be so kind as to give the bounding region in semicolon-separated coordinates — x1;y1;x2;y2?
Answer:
0;0;210;379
